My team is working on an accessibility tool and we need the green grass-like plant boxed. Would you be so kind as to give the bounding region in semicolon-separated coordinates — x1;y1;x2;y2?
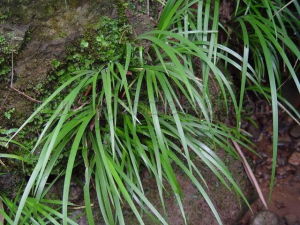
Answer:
2;0;299;224
0;189;77;225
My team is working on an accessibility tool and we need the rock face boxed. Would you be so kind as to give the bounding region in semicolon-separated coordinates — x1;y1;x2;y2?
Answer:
0;0;119;127
0;0;157;127
0;24;28;51
12;4;106;91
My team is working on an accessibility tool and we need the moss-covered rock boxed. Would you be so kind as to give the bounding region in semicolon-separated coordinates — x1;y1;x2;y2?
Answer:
0;35;11;77
0;0;126;197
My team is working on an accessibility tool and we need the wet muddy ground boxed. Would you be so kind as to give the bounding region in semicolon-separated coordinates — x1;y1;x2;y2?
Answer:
239;99;300;225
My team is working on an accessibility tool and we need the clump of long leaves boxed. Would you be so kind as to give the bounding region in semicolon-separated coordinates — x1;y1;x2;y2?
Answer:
233;0;300;191
7;58;250;225
0;187;77;225
151;0;300;194
162;0;300;191
4;0;300;224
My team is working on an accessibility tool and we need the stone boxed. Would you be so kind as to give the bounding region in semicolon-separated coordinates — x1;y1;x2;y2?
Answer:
285;214;298;225
292;167;300;182
251;211;279;225
277;165;295;178
0;23;29;51
290;125;300;139
288;152;300;166
295;141;300;152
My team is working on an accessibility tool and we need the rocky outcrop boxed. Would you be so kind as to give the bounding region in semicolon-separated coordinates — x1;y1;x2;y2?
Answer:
0;0;119;127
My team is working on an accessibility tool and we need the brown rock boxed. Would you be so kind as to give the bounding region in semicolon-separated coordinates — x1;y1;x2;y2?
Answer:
288;152;300;166
278;135;291;145
277;165;296;178
290;125;300;139
285;214;298;225
251;211;279;225
295;141;300;152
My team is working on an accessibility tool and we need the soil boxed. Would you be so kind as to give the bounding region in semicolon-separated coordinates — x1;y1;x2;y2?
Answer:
120;155;253;225
239;97;300;225
55;152;252;225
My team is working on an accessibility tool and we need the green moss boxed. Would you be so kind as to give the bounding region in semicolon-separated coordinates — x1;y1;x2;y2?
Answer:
0;0;62;23
0;13;9;23
4;108;15;120
0;35;12;78
69;16;132;65
48;16;133;86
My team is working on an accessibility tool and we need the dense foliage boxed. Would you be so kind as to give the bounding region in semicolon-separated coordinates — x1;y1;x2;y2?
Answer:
1;0;299;224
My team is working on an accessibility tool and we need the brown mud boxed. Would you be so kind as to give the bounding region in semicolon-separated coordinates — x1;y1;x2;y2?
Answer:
239;97;300;225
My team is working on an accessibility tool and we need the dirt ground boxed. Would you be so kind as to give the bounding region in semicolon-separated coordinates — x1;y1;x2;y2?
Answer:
239;96;300;225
